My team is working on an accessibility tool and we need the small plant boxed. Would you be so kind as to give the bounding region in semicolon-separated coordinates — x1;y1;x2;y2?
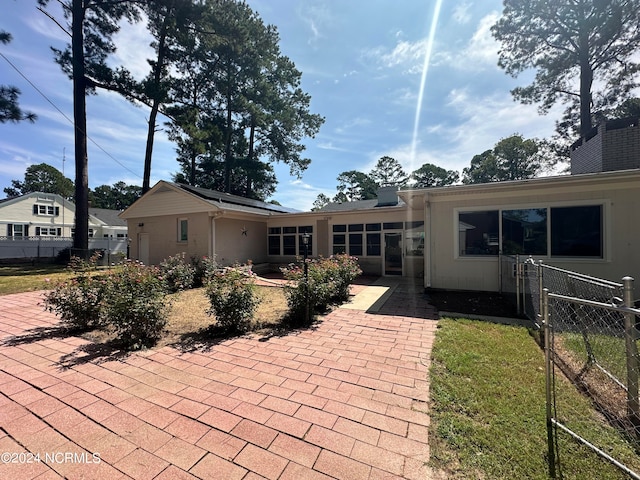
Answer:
43;252;107;331
101;260;169;349
159;252;195;292
281;254;362;324
191;255;218;287
206;266;259;333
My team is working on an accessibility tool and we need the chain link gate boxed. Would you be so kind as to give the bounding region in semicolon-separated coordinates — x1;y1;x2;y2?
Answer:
506;257;640;478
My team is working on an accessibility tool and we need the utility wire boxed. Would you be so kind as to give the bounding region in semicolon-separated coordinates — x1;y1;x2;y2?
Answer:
0;50;142;180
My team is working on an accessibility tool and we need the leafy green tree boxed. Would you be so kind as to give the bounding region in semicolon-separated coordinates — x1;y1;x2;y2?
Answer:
492;0;640;138
4;163;74;199
335;170;377;201
89;182;141;210
410;163;459;188
37;0;140;250
0;30;36;123
369;156;408;188
311;193;330;211
462;134;544;184
168;0;322;197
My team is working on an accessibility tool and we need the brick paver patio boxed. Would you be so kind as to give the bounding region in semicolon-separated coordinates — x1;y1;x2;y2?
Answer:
0;279;438;479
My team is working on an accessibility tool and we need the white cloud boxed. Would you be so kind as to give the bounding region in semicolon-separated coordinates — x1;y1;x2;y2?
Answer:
437;13;501;72
112;15;154;81
367;39;428;75
273;179;326;211
453;3;472;24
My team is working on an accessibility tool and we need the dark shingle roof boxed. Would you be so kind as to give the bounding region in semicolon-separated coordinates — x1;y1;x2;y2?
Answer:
175;183;299;214
89;208;127;226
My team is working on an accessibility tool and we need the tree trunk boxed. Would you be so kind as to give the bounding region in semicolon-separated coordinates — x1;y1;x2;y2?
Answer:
72;0;89;253
579;32;593;137
247;120;256;198
223;86;233;193
142;11;170;194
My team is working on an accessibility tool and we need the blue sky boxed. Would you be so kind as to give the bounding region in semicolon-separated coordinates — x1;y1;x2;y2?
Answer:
0;1;562;210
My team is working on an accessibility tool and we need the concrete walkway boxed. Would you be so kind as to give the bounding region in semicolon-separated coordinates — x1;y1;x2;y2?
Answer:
0;279;438;479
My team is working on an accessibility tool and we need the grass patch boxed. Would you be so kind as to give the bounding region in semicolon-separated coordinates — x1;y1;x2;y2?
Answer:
82;285;290;349
429;318;640;479
0;264;72;295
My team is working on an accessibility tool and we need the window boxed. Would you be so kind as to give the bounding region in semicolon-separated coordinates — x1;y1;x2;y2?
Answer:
458;204;605;258
349;233;363;256
459;211;499;256
348;224;363;232
502;209;547;255
551;206;602;257
366;233;381;256
333;224;346;232
366;223;381;231
268;235;281;255
178;218;188;242
33;204;59;216
35;227;61;236
8;224;27;237
283;235;296;255
333;234;346;254
383;222;403;230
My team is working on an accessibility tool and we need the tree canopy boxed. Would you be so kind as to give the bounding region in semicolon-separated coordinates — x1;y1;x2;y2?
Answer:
89;181;141;210
492;0;640;139
462;134;545;184
0;30;36;123
411;163;459;188
4;163;74;199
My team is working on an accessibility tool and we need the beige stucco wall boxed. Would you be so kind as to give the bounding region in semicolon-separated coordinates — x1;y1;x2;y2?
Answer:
423;172;640;291
128;211;212;265
214;217;268;266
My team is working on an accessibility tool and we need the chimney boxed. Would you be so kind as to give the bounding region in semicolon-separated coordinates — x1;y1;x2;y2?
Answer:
376;186;399;207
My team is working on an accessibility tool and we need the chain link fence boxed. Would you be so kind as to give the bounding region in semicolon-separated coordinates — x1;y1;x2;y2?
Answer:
505;256;640;478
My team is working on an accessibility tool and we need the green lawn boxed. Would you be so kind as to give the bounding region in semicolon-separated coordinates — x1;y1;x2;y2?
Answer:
0;264;74;295
429;318;640;479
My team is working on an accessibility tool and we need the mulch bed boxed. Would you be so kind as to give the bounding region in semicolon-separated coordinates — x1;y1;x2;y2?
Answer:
426;289;522;319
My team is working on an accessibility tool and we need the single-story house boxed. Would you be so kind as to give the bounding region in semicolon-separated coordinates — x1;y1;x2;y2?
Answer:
0;192;127;239
120;118;640;292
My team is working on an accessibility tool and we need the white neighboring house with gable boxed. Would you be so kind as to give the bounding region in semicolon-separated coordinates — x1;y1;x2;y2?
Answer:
0;192;128;260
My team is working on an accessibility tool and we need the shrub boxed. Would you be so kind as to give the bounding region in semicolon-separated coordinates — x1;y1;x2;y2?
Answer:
191;255;218;287
281;254;361;324
43;253;107;331
101;260;169;349
159;252;195;292
206;267;259;333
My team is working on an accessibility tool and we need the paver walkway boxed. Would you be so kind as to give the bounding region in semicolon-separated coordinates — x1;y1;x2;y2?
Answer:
0;279;438;479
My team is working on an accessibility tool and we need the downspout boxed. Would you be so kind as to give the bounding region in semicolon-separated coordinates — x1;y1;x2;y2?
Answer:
425;194;432;289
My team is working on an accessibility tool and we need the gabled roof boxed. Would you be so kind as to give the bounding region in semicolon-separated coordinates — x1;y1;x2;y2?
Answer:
89;208;127;227
175;183;299;214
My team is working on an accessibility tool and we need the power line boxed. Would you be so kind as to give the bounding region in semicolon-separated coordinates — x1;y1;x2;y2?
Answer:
0;50;143;180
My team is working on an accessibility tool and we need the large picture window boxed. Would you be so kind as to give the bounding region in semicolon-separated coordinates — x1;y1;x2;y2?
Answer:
501;209;547;255
459;211;499;256
458;204;604;258
268;226;313;256
551;206;602;257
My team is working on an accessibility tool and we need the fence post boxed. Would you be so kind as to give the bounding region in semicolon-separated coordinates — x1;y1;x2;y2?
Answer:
516;254;521;315
543;288;556;478
623;276;640;427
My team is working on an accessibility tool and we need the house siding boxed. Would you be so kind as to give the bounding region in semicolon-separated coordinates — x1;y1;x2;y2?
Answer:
423;173;640;291
215;218;268;266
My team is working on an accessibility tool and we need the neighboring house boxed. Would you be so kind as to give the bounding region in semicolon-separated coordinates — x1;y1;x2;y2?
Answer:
0;192;127;239
121;119;640;292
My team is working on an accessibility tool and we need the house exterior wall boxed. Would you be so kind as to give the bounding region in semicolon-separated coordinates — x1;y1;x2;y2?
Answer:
266;209;424;277
424;172;640;292
215;217;268;266
128;211;212;265
0;193;75;237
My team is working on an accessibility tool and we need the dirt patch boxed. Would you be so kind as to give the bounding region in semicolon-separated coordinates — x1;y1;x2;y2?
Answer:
426;289;521;319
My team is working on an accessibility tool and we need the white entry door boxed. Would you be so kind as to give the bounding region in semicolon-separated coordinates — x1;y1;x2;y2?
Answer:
138;233;149;265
